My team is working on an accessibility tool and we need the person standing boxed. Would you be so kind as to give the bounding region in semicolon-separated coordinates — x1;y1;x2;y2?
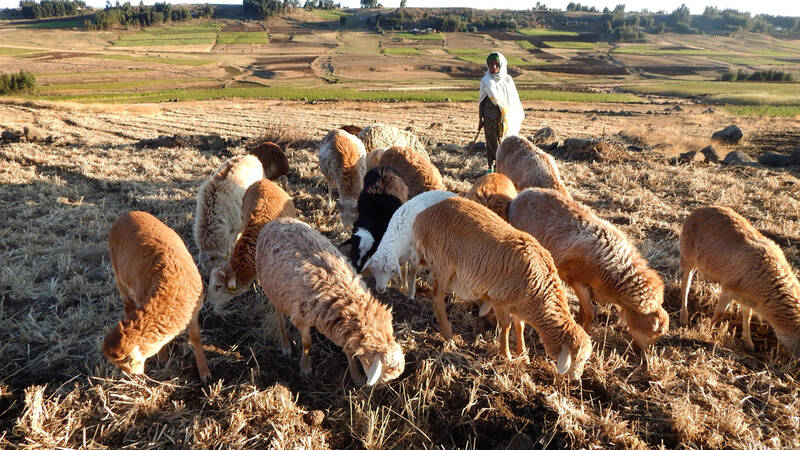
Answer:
478;52;524;172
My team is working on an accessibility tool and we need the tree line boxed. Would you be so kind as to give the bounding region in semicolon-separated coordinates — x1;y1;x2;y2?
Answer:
84;2;212;30
18;0;86;19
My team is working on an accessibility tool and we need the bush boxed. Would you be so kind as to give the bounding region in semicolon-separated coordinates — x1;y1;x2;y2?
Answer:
0;70;36;95
718;69;795;82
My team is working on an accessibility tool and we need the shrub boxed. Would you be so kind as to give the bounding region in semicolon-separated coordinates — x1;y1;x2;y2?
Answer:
0;70;36;95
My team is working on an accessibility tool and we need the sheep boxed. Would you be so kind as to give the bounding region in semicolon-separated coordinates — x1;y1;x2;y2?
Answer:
379;146;445;198
496;135;571;199
193;154;263;274
357;123;427;157
507;188;668;350
256;217;405;386
339;125;363;136
413;197;592;379
318;128;367;228
363;190;456;299
679;205;800;356
206;179;296;310
103;211;211;381
344;167;409;273
249;141;289;186
465;172;517;221
366;147;387;171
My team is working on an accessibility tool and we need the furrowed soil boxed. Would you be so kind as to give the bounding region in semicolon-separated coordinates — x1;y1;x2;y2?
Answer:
0;98;798;448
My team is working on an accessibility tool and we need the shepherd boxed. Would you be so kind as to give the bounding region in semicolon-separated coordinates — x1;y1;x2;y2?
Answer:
478;52;525;173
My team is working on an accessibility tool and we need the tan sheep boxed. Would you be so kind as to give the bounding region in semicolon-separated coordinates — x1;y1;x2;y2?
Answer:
357;123;427;157
206;179;296;310
680;205;800;356
256;218;405;386
465;172;517;221
103;211;210;381
496;135;571;199
413;197;592;379
365;147;387;171
379;146;445;198
249;141;289;185
193;154;263;274
318;129;367;228
507;188;668;350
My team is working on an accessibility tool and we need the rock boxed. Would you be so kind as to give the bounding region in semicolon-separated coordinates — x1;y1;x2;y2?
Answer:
563;138;601;160
652;142;674;151
205;135;225;152
76;246;109;264
442;143;461;152
679;150;705;163
1;129;22;143
673;105;684;111
722;151;754;166
85;267;107;282
712;125;743;143
539;141;559;152
472;141;486;151
503;432;534;450
529;126;558;146
758;152;791;167
702;107;716;114
429;122;443;129
700;145;720;163
790;147;800;166
303;410;325;426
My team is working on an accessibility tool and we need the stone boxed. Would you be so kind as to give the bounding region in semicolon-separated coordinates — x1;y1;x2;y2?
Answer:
712;125;743;143
563;138;600;160
1;129;22;143
24;126;50;142
673;105;684;111
790;147;800;166
758;152;791;167
700;145;720;163
76;246;109;264
85;267;107;282
702;107;716;114
679;150;705;163
627;145;644;152
472;141;486;151
722;151;754;166
539;141;559;152
303;410;325;426
529;126;558;146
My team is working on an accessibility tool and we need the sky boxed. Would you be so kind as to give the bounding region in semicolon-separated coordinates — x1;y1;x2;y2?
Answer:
1;0;798;18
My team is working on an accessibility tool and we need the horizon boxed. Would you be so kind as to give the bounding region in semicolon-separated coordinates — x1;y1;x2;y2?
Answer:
1;0;798;19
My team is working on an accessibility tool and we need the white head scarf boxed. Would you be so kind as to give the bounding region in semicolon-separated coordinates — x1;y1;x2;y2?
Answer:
479;52;525;138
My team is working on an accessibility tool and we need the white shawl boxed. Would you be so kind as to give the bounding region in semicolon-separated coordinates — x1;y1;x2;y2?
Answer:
479;52;524;138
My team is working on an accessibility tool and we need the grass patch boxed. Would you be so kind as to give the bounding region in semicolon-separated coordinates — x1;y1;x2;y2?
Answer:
612;45;728;56
16;18;84;29
447;49;544;67
87;53;214;66
0;47;39;55
112;24;221;47
710;56;797;66
217;32;268;44
516;40;535;50
622;80;800;105
519;28;578;37
395;32;444;41
313;9;351;20
382;47;420;55
37;77;216;93
725;105;800;117
543;41;595;49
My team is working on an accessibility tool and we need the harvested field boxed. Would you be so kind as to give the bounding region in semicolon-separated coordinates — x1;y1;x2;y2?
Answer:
0;99;798;448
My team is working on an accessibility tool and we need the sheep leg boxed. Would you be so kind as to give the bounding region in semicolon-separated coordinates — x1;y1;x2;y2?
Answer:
741;306;755;351
118;280;138;320
710;289;733;325
346;352;365;385
299;324;313;376
406;263;418;300
495;306;513;360
573;283;595;332
512;314;526;357
187;310;211;382
276;310;291;357
324;177;334;209
432;276;453;340
680;267;697;326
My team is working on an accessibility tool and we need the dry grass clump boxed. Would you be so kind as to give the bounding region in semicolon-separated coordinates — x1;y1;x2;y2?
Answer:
0;100;799;448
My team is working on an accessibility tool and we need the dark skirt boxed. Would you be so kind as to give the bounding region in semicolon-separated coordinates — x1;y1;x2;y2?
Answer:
480;97;502;167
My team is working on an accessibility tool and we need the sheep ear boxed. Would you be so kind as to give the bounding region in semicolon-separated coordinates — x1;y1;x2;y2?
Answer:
479;302;493;317
360;255;373;274
365;354;383;386
556;345;572;375
652;318;660;332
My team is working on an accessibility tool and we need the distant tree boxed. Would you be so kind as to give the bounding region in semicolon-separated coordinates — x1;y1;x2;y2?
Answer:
360;0;377;7
399;0;405;7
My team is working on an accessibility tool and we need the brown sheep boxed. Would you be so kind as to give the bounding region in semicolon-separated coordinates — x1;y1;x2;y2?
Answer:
379;146;445;198
465;172;517;221
507;188;668;350
103;211;210;381
249;141;289;185
496;135;571;199
318;129;367;228
680;205;800;356
413;197;592;379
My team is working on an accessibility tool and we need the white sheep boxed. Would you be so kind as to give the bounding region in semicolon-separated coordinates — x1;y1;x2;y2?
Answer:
362;190;456;299
206;179;296;310
496;135;571;199
103;211;210;381
193;154;263;274
318;128;367;228
413;197;592;379
378;146;445;198
680;205;800;356
256;217;405;386
357;123;427;157
507;188;668;350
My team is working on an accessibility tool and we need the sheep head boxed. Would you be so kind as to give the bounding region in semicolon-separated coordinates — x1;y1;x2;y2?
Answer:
206;266;245;311
102;321;146;375
623;306;669;350
555;327;592;380
360;341;405;386
198;251;227;275
363;252;401;294
338;198;358;229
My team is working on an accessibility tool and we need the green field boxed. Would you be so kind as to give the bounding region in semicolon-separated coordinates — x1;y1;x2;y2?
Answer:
543;41;596;49
111;24;221;47
0;47;38;55
313;9;351;20
612;45;729;56
86;53;214;66
519;28;578;37
516;40;535;50
16;18;84;29
725;105;800;117
395;32;444;41
382;47;420;55
37;77;216;93
447;49;544;67
622;80;800;105
217;32;269;44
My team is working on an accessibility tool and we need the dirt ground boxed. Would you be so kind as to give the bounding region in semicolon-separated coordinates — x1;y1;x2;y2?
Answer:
0;98;799;448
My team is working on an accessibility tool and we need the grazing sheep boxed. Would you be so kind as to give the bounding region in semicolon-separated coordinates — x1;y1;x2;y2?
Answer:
193;154;263;274
345;167;409;272
496;135;571;199
366;147;387;171
465;172;517;221
319;129;367;228
363;190;456;299
206;179;296;310
103;211;210;381
339;125;363;136
249;141;289;185
357;123;427;157
256;218;405;386
507;188;668;349
680;206;800;356
413;197;592;379
379;146;445;198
